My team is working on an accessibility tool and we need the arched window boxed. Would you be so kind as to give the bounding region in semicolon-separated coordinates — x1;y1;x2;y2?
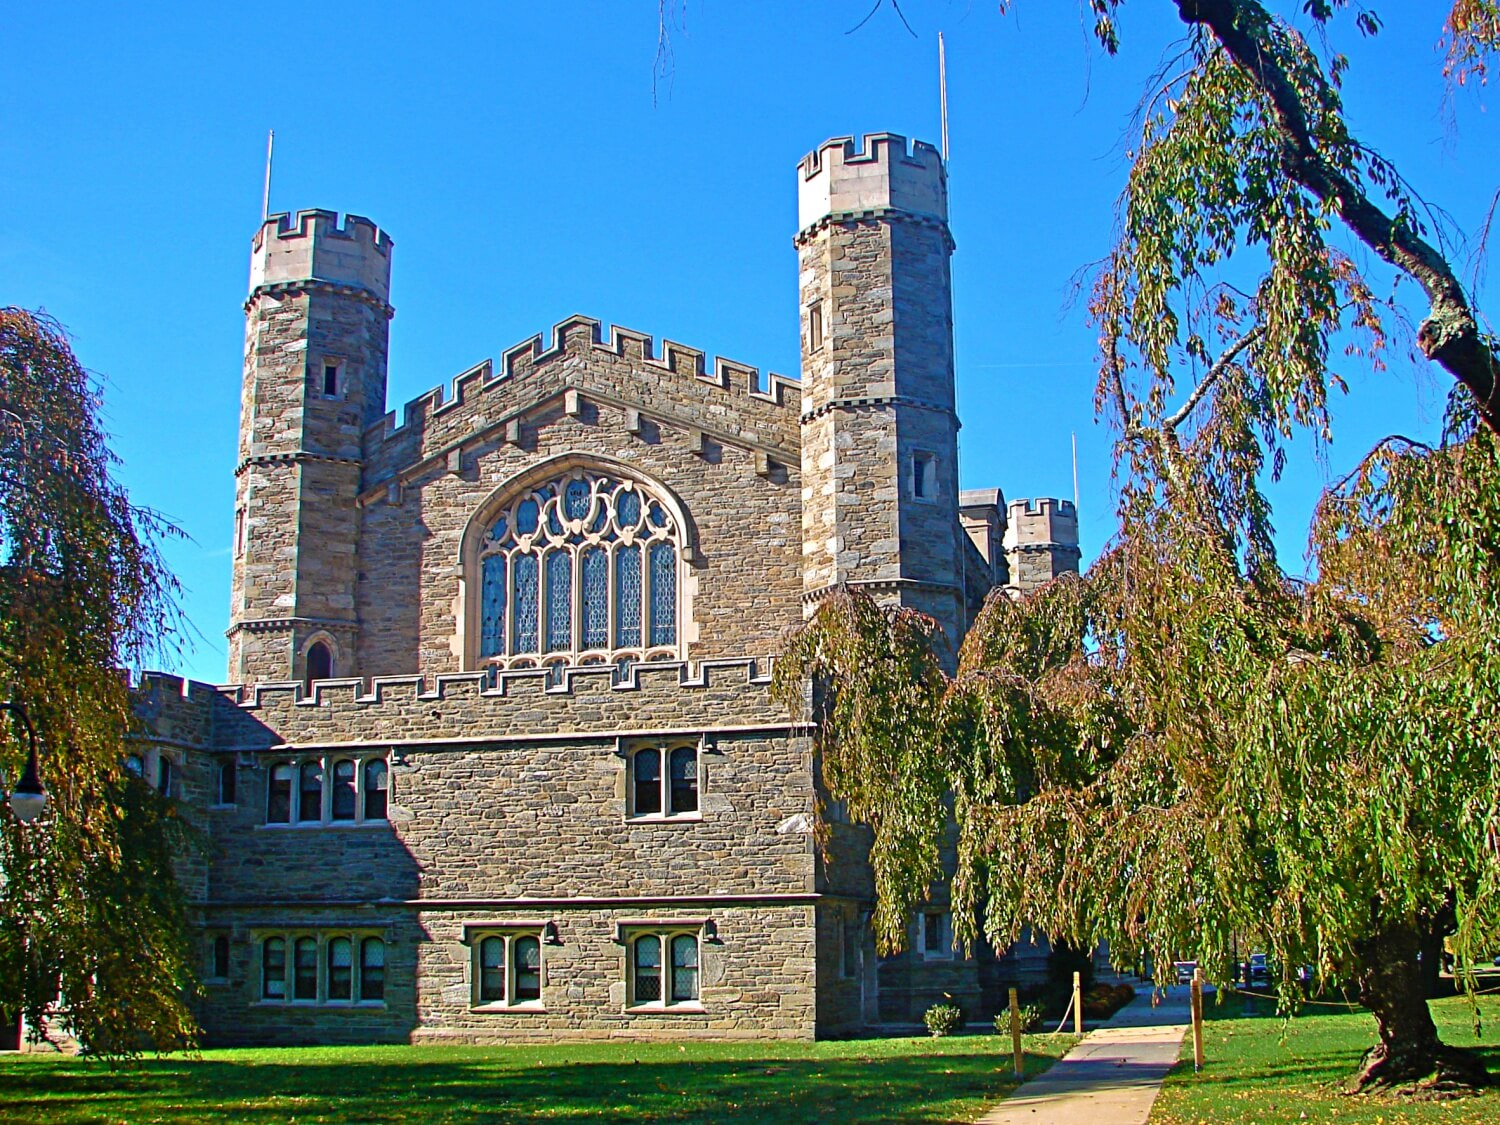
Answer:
293;937;318;1000
262;937;286;999
331;759;357;821
632;747;662;817
268;763;293;823
669;746;698;815
478;937;505;1003
632;935;661;1004
363;760;389;821
513;936;541;1002
298;762;322;822
360;938;385;1001
671;934;699;1003
327;937;353;1000
475;469;683;669
305;641;333;687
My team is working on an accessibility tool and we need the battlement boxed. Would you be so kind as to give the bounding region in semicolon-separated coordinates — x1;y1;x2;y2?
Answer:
1004;497;1079;548
797;133;947;231
249;209;393;299
367;315;801;447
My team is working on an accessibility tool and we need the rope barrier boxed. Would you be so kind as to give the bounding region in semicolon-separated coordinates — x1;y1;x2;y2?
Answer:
1053;992;1077;1036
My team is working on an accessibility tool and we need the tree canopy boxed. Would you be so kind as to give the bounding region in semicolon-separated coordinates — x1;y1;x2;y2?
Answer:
777;0;1500;1093
0;307;197;1056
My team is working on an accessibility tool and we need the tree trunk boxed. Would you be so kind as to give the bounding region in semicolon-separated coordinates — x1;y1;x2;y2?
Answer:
1351;924;1489;1094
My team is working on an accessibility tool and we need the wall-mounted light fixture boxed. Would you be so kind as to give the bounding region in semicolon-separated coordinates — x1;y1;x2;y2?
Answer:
543;920;562;945
703;919;720;944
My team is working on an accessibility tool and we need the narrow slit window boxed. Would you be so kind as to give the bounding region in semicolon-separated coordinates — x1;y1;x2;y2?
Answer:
478;937;505;1003
217;760;237;806
211;935;231;980
322;362;339;396
669;746;698;815
305;641;332;687
513;936;541;1003
808;301;824;352
913;453;935;500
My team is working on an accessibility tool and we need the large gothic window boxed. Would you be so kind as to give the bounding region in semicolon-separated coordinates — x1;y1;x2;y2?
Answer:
477;469;682;669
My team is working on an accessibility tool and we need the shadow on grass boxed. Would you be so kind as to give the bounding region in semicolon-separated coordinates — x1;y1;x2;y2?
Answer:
0;1042;1063;1125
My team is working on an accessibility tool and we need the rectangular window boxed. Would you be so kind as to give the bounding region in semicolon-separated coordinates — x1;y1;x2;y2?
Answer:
208;934;231;981
216;760;237;806
156;756;174;796
807;301;824;352
921;911;953;960
842;917;859;979
322;363;340;397
234;507;246;557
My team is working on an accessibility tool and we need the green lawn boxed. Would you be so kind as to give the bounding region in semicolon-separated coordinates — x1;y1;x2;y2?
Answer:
1151;993;1500;1124
0;1033;1078;1124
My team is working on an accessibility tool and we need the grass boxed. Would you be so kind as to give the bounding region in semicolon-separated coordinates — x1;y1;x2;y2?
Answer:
0;1031;1079;1124
1151;992;1500;1124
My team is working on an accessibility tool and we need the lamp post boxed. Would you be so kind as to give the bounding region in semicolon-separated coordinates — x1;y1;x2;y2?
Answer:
1;702;47;823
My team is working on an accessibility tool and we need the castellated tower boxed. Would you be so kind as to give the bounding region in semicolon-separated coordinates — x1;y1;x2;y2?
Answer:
227;211;393;683
1004;498;1082;594
796;134;966;657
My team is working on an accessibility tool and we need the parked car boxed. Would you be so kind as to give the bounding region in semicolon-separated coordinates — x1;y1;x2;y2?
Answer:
1247;953;1270;986
1174;961;1198;984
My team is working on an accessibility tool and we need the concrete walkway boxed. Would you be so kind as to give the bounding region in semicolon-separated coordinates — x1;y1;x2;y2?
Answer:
977;983;1195;1125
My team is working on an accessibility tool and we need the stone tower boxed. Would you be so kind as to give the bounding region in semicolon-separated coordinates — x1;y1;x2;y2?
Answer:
1004;498;1081;594
227;210;393;684
795;134;966;658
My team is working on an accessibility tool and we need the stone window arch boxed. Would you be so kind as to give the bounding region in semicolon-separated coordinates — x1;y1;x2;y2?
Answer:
461;457;695;672
298;632;342;691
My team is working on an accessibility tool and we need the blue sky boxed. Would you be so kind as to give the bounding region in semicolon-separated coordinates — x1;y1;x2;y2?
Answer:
3;2;1494;683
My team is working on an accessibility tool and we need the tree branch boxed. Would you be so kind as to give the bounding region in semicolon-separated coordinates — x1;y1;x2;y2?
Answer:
1175;0;1500;433
1163;323;1265;434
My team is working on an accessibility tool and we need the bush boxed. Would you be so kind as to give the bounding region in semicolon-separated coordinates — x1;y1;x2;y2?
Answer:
924;1001;964;1038
993;1003;1045;1035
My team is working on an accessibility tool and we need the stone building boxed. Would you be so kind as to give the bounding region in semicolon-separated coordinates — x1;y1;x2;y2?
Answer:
136;132;1080;1044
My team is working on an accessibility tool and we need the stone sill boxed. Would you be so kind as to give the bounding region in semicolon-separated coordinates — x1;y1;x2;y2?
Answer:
254;821;391;831
624;1005;707;1016
469;1004;547;1015
251;1000;387;1010
625;815;703;827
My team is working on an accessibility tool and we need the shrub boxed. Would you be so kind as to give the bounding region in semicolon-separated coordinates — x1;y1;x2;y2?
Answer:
993;1003;1045;1034
924;1001;964;1038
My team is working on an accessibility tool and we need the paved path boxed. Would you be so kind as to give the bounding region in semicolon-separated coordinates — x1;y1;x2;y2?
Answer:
977;983;1195;1125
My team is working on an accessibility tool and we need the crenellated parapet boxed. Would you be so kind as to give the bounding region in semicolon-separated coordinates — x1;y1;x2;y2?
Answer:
248;209;393;309
200;658;791;751
359;315;802;491
796;132;947;236
1004;498;1082;594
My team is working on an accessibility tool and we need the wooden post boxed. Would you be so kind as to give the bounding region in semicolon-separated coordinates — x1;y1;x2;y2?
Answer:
1072;971;1083;1034
1191;967;1205;1072
1008;987;1024;1078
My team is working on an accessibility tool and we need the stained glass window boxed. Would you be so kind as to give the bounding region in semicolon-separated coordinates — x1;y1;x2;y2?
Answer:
480;554;506;657
328;937;353;1000
545;551;572;652
649;543;676;647
581;548;609;650
513;553;539;653
477;470;681;668
615;544;642;648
